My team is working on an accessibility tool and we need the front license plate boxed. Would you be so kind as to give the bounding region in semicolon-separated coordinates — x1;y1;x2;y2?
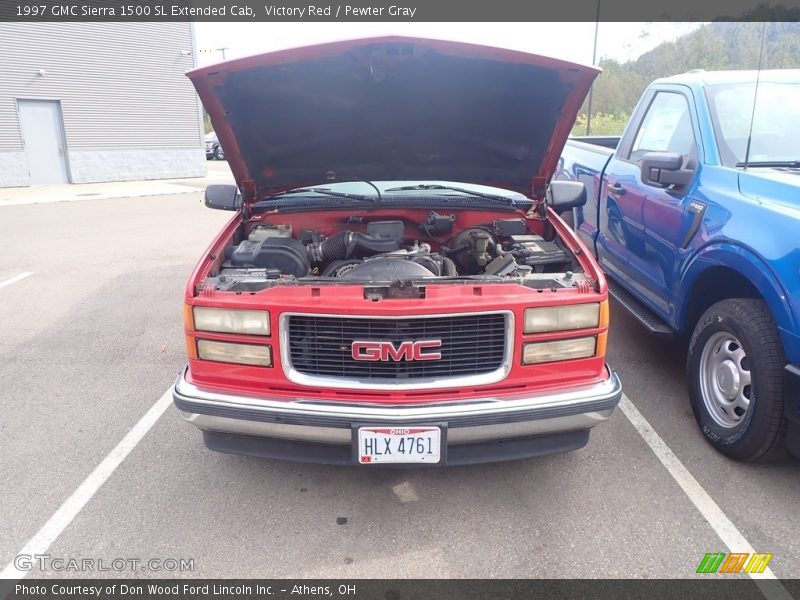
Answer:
357;426;441;464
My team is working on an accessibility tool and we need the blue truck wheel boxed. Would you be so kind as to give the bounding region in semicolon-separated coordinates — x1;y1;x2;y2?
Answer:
687;299;787;461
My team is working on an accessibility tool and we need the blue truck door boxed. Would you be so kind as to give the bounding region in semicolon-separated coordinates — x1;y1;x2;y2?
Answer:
630;89;703;317
593;91;653;288
600;89;702;318
596;89;659;308
596;160;646;285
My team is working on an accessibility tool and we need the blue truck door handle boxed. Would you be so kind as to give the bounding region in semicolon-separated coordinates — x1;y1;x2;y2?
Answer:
607;183;626;196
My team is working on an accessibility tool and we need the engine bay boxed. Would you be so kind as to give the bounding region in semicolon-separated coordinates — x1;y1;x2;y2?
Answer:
201;211;591;293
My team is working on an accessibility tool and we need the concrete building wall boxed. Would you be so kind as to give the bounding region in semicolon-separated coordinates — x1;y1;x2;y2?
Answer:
0;22;206;187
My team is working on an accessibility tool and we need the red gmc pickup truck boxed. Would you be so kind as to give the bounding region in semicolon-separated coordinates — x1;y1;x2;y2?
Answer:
173;37;622;466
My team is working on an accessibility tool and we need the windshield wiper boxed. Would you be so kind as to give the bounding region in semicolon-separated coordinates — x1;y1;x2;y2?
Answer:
263;187;377;202
736;160;800;168
384;184;518;204
251;187;378;210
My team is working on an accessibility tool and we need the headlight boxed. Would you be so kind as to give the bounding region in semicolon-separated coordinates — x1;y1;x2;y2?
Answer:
523;303;600;333
196;340;272;366
522;337;596;364
193;307;270;336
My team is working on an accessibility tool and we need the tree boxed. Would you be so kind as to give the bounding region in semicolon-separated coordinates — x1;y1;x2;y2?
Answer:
579;21;800;131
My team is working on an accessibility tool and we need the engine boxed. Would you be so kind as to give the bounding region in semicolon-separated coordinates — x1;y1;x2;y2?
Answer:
206;217;581;292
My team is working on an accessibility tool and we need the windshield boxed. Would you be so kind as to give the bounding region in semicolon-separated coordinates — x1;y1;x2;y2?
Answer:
706;82;800;167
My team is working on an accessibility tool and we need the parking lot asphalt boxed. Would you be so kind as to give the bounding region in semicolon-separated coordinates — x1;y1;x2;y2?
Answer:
1;186;797;581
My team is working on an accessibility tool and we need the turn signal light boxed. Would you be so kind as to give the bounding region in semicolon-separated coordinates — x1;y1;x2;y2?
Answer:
522;336;596;364
196;340;272;367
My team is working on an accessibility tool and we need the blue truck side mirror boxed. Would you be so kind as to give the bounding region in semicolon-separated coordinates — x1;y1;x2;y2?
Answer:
640;152;695;188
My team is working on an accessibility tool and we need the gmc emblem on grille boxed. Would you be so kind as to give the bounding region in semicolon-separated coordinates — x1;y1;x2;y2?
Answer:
351;340;442;362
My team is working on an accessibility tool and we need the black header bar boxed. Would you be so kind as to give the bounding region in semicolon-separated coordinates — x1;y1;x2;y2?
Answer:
1;0;800;22
2;579;800;600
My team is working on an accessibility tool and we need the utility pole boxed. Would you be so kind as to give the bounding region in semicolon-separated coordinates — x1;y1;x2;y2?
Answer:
218;47;230;60
585;0;600;136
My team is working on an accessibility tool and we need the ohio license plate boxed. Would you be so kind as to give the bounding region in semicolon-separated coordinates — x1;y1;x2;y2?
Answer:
357;426;441;464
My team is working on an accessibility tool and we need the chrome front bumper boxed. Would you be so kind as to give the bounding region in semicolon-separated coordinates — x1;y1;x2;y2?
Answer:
173;367;622;462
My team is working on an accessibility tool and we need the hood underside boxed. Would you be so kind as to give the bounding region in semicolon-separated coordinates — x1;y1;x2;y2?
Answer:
188;37;599;199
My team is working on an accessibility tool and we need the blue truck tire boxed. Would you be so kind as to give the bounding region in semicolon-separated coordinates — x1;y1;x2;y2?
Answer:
687;298;787;461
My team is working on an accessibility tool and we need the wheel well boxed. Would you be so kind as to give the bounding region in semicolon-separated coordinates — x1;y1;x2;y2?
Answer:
683;267;761;333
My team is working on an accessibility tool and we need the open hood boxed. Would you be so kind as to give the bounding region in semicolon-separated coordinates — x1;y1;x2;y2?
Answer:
188;36;599;201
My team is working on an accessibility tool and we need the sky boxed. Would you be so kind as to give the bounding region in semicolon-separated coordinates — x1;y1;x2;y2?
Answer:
193;22;703;67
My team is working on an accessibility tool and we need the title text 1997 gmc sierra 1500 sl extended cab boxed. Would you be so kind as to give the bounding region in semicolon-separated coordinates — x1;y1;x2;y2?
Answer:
560;69;800;461
172;37;623;466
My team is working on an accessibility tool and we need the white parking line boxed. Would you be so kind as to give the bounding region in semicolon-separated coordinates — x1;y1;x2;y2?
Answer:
1;385;794;587
0;272;33;289
0;389;173;580
619;395;792;599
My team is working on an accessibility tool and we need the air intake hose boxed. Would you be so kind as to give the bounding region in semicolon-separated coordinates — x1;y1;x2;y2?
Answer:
311;231;400;262
318;231;348;261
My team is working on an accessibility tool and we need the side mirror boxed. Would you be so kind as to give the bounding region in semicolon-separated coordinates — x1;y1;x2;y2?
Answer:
204;184;241;211
640;151;694;188
546;180;587;214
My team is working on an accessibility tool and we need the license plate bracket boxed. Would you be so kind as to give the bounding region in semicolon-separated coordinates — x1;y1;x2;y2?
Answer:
352;423;447;465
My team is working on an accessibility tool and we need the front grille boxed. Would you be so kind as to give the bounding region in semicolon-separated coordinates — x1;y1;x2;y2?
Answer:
286;313;507;381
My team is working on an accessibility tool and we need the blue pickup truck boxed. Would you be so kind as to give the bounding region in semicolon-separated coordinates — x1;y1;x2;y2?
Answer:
559;69;800;461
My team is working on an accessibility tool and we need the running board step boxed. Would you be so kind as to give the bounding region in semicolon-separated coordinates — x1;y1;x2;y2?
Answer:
607;279;674;336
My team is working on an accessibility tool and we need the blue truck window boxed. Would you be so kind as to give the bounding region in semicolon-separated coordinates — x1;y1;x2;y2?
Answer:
629;92;695;162
705;82;800;166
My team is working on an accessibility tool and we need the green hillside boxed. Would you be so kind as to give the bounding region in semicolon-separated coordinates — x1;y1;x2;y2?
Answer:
575;21;800;135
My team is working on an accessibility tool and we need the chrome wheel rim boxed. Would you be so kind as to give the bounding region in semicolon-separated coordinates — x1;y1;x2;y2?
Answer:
699;332;753;428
